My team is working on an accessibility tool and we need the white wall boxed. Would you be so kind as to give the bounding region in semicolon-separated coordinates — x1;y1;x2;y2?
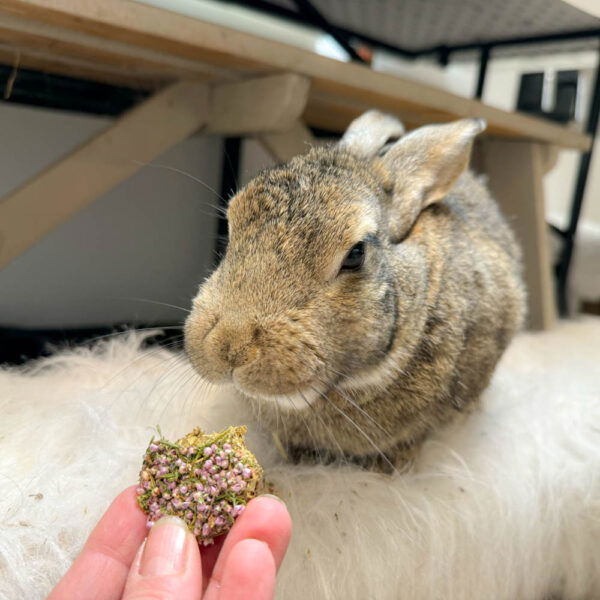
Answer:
373;51;478;98
0;103;221;328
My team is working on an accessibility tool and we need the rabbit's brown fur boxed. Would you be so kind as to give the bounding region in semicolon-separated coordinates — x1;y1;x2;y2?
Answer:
185;112;526;471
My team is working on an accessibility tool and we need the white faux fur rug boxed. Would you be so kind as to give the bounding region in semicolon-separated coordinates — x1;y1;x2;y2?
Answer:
1;318;600;600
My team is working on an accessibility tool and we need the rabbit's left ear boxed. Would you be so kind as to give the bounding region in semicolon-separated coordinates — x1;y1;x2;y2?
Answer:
375;118;486;242
339;110;405;159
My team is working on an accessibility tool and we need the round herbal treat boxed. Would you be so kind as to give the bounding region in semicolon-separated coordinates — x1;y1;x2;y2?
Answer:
136;425;263;545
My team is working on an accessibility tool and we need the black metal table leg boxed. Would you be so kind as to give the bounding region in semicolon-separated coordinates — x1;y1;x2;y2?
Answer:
475;46;491;100
214;136;241;267
556;43;600;316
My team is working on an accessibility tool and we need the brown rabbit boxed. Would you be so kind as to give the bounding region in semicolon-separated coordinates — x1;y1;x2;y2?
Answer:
184;111;526;471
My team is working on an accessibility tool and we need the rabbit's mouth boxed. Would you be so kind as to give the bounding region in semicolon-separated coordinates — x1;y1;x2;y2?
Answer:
234;382;327;411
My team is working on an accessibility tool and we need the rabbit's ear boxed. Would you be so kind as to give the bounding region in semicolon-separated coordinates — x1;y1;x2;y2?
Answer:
339;110;405;158
377;118;486;242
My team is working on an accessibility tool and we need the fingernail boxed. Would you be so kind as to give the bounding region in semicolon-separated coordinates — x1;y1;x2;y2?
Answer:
257;493;286;504
139;516;189;577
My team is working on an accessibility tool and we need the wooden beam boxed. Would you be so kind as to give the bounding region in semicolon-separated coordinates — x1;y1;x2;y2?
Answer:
207;74;310;135
0;0;591;150
0;12;237;89
0;43;158;89
258;120;315;162
476;139;557;330
0;81;209;269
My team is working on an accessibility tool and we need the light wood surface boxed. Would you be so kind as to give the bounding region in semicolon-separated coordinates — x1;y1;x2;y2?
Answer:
207;74;310;135
0;0;592;151
476;140;557;330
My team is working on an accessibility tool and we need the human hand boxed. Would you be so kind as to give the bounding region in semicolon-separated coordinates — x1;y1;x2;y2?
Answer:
47;486;292;600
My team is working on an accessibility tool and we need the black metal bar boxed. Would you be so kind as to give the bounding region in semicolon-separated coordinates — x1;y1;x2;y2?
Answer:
0;64;149;116
474;46;491;100
556;41;600;316
289;0;365;62
437;45;452;67
549;223;568;239
336;26;417;60
215;137;241;266
0;325;184;366
416;27;600;56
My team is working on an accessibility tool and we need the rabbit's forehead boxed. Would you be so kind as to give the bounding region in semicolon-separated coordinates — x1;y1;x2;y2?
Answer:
229;166;377;233
227;180;377;262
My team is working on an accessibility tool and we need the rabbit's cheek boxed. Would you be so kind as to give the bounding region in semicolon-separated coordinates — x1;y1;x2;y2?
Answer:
232;340;323;397
225;320;326;398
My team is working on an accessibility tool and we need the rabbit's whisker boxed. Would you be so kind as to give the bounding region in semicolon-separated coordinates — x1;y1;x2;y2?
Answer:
70;325;184;348
325;380;391;438
286;359;391;439
131;160;228;209
116;297;191;314
299;389;348;464
307;384;395;472
286;393;324;465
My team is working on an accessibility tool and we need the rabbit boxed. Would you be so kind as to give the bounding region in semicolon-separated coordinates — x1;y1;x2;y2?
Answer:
184;110;526;472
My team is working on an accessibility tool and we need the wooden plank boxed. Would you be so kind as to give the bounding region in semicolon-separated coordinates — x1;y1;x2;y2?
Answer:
303;88;455;132
0;12;236;88
258;120;315;162
207;74;311;135
0;81;209;269
0;44;163;88
476;139;557;330
0;0;591;151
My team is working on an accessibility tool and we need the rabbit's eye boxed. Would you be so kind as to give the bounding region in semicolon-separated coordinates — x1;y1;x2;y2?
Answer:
340;242;365;272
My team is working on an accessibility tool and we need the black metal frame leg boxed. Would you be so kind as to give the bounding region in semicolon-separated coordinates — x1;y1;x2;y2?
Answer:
555;43;600;316
214;136;242;266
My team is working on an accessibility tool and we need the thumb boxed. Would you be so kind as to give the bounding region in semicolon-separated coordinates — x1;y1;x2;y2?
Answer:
122;516;202;600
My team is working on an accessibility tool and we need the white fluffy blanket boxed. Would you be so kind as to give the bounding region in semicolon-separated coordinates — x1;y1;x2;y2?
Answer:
1;318;600;600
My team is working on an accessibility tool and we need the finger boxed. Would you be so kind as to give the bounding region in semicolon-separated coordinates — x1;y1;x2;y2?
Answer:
217;539;276;600
48;486;147;600
122;516;202;600
203;495;292;600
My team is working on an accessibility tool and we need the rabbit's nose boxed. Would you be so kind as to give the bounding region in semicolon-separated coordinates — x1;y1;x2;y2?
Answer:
212;322;260;371
222;339;257;369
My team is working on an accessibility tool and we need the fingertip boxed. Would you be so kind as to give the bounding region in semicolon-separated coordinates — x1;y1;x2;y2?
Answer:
122;517;203;600
205;492;293;595
246;493;291;527
125;483;146;507
108;485;145;520
86;487;147;555
242;496;292;568
255;493;286;504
